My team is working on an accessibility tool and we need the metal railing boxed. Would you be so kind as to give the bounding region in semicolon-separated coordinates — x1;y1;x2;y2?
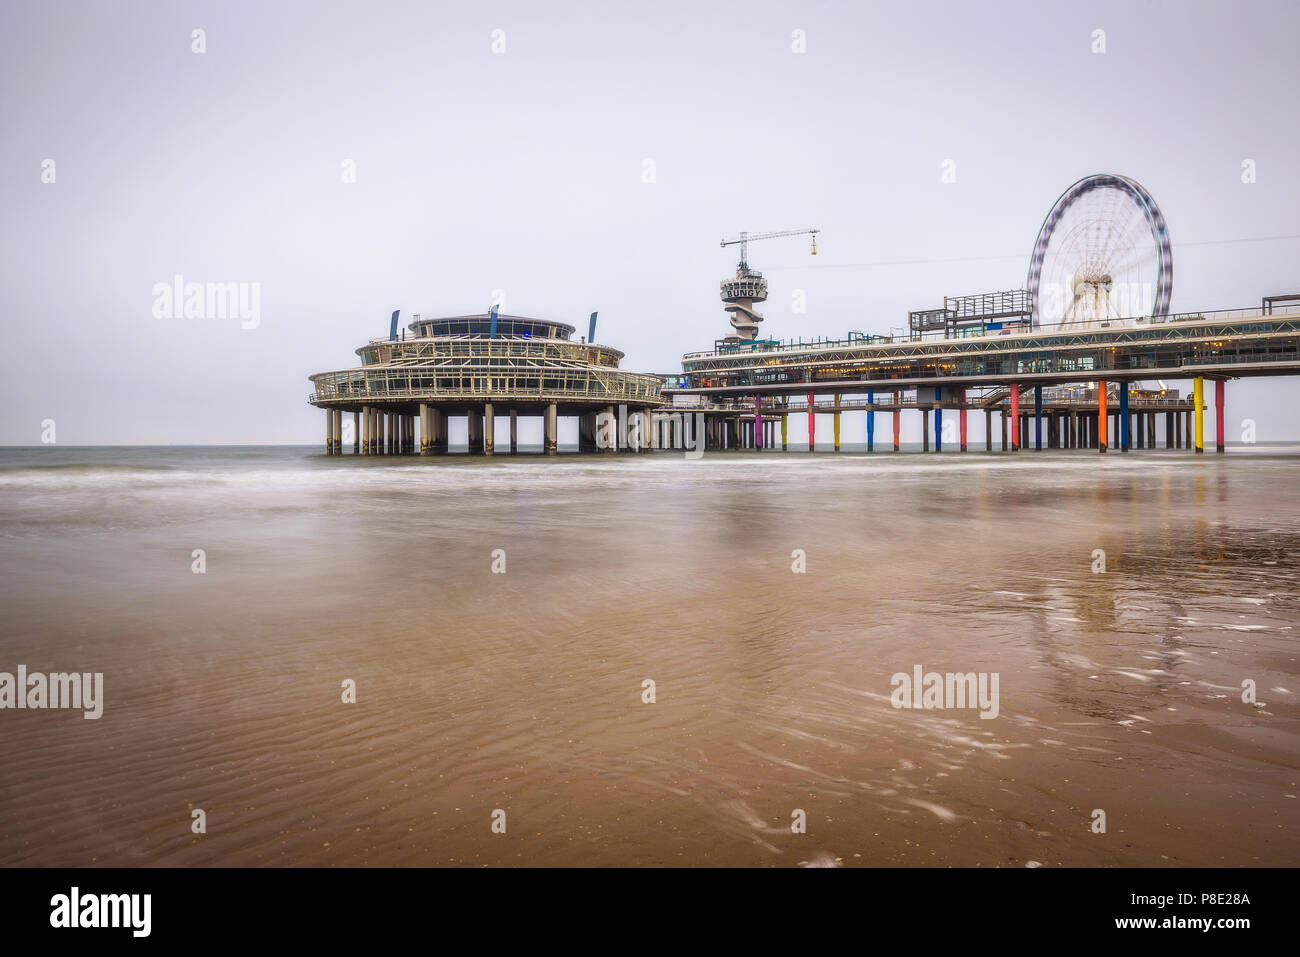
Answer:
309;366;664;405
358;338;624;366
1180;352;1300;367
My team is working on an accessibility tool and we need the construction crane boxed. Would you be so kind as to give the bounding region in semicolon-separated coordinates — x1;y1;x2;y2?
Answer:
720;227;819;270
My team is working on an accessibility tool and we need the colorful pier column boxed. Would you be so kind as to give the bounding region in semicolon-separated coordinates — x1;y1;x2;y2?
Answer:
808;392;816;451
1119;381;1130;452
1193;377;1205;454
1009;385;1020;451
1215;380;1225;453
754;394;763;450
781;412;788;451
893;391;901;452
866;389;875;452
833;394;841;451
959;389;967;452
934;387;943;452
1098;381;1108;453
1034;385;1043;450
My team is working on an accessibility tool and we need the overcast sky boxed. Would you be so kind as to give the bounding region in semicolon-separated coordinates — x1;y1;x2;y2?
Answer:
2;0;1297;444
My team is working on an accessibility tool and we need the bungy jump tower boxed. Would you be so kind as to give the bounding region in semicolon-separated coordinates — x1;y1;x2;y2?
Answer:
719;228;820;341
309;311;663;454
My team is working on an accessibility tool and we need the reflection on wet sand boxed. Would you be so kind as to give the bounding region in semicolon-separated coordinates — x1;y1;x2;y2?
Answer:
0;446;1295;866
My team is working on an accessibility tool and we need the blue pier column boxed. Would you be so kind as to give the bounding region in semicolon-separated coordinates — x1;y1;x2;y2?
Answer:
1119;381;1130;452
1034;385;1043;450
934;387;943;452
866;389;875;452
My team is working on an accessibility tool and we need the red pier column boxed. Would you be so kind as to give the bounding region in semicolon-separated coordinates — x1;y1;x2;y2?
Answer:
959;389;968;452
1009;385;1019;451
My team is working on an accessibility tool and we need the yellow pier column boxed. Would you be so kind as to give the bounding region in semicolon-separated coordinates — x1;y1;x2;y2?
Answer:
1193;377;1205;454
833;393;841;451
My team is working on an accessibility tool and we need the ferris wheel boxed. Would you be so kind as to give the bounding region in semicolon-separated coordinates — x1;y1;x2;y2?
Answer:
1027;174;1172;328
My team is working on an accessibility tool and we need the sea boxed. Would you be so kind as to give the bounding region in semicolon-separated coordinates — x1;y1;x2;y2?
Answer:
0;444;1296;866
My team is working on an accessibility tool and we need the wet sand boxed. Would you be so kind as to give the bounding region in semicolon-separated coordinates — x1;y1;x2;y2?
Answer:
0;446;1296;866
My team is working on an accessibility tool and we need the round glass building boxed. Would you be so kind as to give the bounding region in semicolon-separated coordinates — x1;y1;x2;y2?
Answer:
309;313;663;454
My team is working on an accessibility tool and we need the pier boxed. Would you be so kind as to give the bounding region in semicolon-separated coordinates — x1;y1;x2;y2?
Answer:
660;299;1300;454
309;173;1299;459
309;314;663;454
645;174;1298;457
